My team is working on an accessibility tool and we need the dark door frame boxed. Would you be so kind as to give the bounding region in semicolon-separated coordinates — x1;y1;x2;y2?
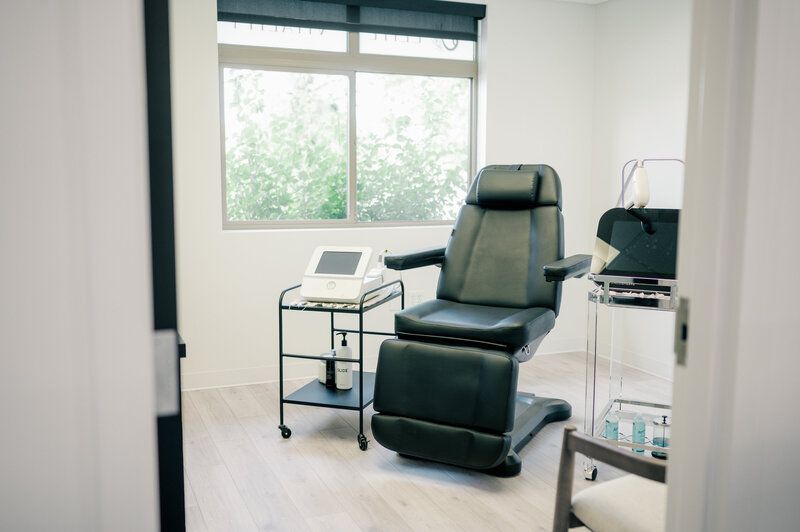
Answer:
143;0;185;530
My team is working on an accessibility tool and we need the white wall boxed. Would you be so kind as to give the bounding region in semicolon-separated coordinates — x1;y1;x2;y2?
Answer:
172;0;692;388
591;0;692;378
0;1;158;529
172;0;597;389
669;0;800;529
480;0;596;356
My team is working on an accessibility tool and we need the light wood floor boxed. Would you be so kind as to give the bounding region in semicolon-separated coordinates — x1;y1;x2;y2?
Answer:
182;351;671;531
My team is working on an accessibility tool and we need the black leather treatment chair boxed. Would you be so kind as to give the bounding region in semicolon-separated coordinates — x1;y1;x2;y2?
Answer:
371;164;591;476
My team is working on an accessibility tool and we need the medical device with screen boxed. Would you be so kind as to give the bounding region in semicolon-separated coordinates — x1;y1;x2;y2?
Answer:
300;246;381;303
591;208;680;279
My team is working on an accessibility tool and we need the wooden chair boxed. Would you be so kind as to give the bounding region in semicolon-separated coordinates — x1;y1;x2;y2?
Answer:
553;426;667;532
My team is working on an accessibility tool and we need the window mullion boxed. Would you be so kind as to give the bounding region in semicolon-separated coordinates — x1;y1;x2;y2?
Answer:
347;31;359;57
347;70;358;223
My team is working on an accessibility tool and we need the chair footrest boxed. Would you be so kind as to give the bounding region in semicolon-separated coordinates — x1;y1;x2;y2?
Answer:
371;394;572;474
372;414;512;470
373;339;518;433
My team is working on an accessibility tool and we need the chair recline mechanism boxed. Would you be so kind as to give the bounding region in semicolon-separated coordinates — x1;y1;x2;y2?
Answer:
371;164;590;476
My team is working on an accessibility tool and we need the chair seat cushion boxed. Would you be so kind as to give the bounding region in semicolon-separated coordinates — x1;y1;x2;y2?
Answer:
571;475;667;532
395;299;555;350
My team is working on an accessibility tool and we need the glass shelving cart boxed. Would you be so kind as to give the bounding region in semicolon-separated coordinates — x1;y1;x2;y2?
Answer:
584;273;677;480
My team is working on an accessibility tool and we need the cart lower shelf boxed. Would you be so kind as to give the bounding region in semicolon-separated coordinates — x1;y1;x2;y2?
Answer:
284;371;376;410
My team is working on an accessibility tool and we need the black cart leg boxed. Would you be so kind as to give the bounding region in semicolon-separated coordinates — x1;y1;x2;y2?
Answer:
330;312;335;350
278;299;289;438
358;309;367;450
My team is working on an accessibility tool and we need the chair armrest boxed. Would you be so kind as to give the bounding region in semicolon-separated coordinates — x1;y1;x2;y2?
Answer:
384;247;446;271
544;254;592;282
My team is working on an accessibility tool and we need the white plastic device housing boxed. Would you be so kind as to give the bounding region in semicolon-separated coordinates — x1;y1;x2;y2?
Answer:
300;246;379;303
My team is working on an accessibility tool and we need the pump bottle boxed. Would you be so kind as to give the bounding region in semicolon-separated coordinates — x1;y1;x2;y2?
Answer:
632;412;646;453
335;332;353;390
605;411;620;440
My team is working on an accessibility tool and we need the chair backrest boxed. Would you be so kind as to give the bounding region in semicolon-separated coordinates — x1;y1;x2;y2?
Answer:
437;164;565;313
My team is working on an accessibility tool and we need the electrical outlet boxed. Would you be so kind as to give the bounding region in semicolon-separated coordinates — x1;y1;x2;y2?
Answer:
388;289;426;311
407;290;425;307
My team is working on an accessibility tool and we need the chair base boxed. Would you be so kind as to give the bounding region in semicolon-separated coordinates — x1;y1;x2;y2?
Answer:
485;450;523;477
510;393;572;454
487;393;572;477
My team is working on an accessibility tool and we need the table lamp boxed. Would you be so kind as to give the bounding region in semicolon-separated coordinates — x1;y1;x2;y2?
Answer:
616;158;685;209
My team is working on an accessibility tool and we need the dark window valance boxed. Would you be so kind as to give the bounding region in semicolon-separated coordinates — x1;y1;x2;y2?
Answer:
217;0;487;42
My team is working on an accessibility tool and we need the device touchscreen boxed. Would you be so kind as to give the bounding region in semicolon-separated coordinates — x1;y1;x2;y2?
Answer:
594;208;679;279
314;251;363;275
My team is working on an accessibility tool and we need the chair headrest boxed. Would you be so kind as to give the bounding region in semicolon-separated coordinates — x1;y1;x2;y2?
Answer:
465;165;561;209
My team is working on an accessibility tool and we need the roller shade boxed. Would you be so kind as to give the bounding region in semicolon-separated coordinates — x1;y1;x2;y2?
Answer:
217;0;487;42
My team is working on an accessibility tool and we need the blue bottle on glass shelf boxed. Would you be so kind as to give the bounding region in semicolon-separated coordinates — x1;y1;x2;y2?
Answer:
632;413;646;453
604;411;620;440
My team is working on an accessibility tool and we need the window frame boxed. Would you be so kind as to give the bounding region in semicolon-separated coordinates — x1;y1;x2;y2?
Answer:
218;30;478;230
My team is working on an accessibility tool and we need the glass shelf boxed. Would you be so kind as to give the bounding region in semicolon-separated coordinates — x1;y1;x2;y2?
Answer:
584;274;676;478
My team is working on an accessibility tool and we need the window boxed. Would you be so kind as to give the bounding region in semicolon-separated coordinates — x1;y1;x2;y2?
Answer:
223;68;349;221
219;25;477;227
356;73;471;222
359;33;475;61
218;22;347;52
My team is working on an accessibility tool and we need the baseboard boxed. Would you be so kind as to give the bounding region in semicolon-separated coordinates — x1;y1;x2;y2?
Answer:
180;336;588;391
181;360;322;391
536;336;585;356
181;337;674;390
596;341;674;381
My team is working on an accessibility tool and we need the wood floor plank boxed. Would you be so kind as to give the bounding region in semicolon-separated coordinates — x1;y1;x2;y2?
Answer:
248;427;349;521
185;351;672;531
215;437;310;531
248;381;352;439
185;506;209;532
219;385;268;419
447;468;553;531
304;511;362;532
320;426;459;531
375;449;522;531
184;436;258;532
184;474;198;508
192;388;249;443
182;392;210;443
293;434;412;531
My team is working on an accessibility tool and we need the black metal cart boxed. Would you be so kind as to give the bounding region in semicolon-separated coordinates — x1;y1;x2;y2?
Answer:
277;280;404;450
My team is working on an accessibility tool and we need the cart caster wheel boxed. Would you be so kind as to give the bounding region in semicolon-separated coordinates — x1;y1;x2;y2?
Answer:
584;466;598;481
358;434;368;451
279;425;292;439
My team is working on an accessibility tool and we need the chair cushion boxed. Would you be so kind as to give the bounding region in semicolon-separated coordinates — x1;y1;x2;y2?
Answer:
464;164;562;209
571;475;667;532
395;299;555;350
465;167;540;209
373;339;518;433
372;414;512;470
